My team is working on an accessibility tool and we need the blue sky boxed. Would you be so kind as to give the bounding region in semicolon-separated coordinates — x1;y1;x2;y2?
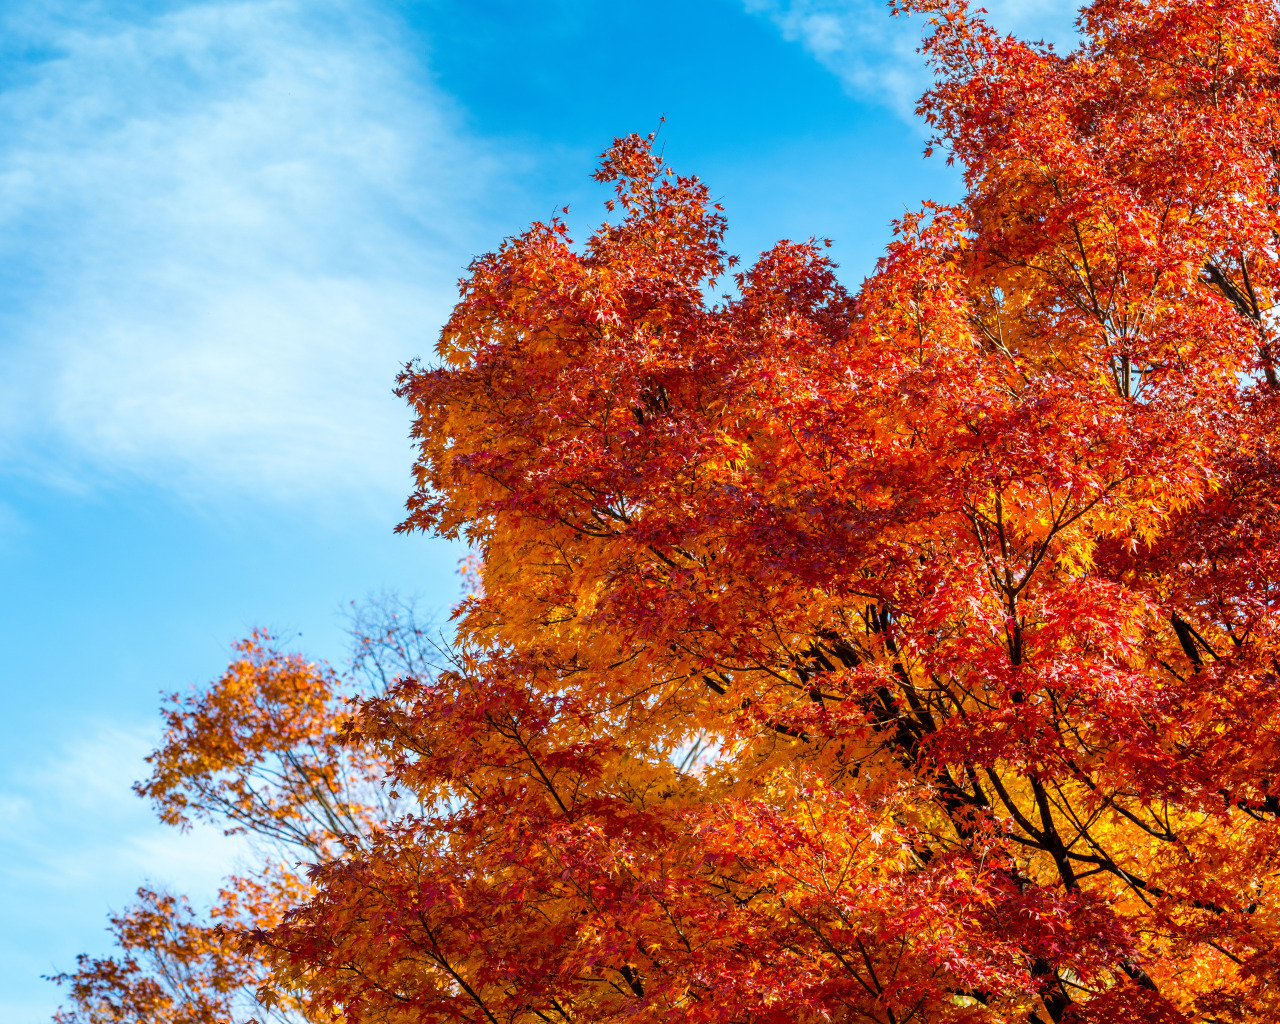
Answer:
0;0;1079;1019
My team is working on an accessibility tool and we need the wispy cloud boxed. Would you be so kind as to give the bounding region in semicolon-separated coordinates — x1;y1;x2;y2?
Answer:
743;0;1082;118
0;0;508;508
0;720;246;1023
0;722;241;892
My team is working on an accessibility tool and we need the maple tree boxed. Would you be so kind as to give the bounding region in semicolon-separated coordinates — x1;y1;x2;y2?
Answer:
51;602;439;1024
56;0;1280;1021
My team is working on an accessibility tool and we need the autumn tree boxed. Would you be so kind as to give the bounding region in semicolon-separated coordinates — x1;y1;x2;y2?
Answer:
58;0;1280;1022
52;599;442;1024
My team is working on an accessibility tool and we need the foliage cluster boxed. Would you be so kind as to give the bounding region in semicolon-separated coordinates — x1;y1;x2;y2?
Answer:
55;1;1280;1021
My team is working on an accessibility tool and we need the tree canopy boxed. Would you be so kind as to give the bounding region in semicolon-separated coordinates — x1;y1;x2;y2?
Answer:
56;1;1280;1022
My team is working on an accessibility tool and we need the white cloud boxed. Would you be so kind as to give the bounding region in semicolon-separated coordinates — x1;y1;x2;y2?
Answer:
0;719;248;1023
0;0;507;507
743;0;1081;119
0;722;242;894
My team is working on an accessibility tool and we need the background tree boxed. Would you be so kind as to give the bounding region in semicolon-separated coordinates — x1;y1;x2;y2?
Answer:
51;598;442;1024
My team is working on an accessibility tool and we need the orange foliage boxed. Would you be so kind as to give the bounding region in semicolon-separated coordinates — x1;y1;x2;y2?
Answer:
137;632;388;856
52;617;434;1024
56;2;1280;1022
